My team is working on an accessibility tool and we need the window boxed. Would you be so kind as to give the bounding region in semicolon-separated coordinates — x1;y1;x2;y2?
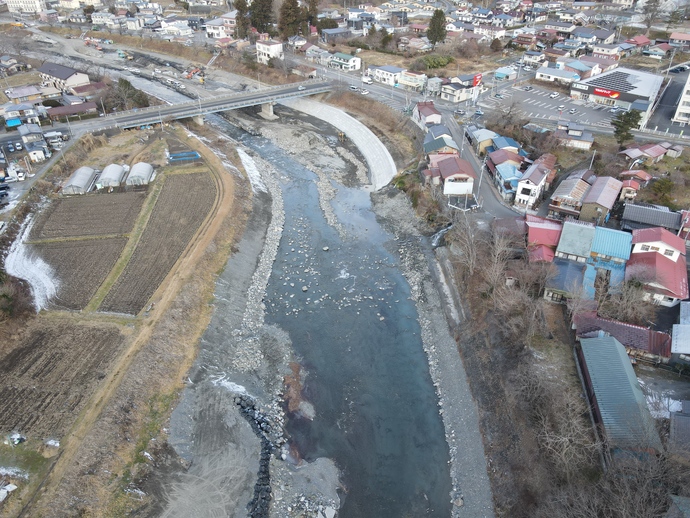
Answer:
651;246;660;252
640;244;650;251
664;249;675;256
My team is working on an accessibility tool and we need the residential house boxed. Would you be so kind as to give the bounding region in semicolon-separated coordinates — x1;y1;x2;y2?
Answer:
526;215;562;262
321;27;352;42
619;143;667;165
579;176;622;224
547;169;595;220
554;120;594;149
37;62;89;92
412;101;442;130
398;70;427;91
523;50;545;65
558;57;600;79
660;142;684;158
515;32;537;48
330;52;361;71
621;204;683;233
204;17;228;38
490;135;522;155
494;162;522;201
3;103;41;125
627;227;689;306
468;127;499;154
670;32;690;50
256;40;284;65
370;65;404;85
514;160;550;210
625;34;651;53
544;48;571;61
440;73;482;103
475;24;506;39
423;133;459;155
573;312;672;359
486;148;525;179
592;43;622;61
619;169;652;184
644;43;673;59
543;21;575;35
587;226;632;293
555;219;595;263
544;257;587;302
5;85;42;104
579;55;619;72
619;179;640;201
46;102;98;121
576;336;663;459
424;153;476;196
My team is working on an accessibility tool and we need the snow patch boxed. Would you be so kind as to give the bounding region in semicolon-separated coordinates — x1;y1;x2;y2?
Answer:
4;216;59;312
45;439;60;448
0;466;28;479
211;375;249;395
237;148;267;193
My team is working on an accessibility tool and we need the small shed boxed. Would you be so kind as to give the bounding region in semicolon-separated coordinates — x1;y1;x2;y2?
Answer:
63;166;96;195
97;164;125;188
126;162;154;186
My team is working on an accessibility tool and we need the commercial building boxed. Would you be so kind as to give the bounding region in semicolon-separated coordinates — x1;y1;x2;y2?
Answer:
6;0;46;13
570;67;663;126
673;73;690;124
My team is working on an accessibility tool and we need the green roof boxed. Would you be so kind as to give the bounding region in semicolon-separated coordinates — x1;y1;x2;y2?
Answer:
332;52;356;61
580;336;662;453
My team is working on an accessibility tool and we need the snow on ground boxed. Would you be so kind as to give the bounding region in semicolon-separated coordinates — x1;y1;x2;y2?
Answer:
638;378;684;419
4;216;59;312
0;466;28;479
237;149;267;193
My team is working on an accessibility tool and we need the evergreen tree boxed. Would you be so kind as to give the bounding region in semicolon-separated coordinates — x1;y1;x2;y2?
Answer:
251;0;273;34
278;0;302;37
234;0;250;38
306;0;319;25
611;110;642;145
427;9;447;48
490;38;503;52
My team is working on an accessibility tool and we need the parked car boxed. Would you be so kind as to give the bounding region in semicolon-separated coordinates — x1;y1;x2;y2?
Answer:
671;67;682;73
568;108;577;114
454;109;466;115
524;66;533;71
475;109;484;116
349;85;358;91
360;89;369;95
549;92;559;99
7;144;14;153
523;86;533;91
494;93;504;99
610;106;621;113
0;184;9;192
14;142;22;151
557;105;565;111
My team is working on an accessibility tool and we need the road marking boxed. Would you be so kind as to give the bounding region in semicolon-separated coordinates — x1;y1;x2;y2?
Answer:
528;112;534;117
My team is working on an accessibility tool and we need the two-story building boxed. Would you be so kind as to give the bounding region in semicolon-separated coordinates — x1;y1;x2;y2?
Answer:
37;62;89;92
256;39;284;65
329;52;362;71
370;65;405;85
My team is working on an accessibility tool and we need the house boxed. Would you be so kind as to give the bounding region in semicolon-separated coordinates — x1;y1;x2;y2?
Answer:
468;127;499;154
619;143;667;165
555;219;595;263
412;101;442;130
370;65;404;85
621;204;683;233
576;336;663;459
17;123;44;145
494;162;522;201
547;169;595;220
440;73;482;103
579;55;619;73
644;43;673;59
514;156;556;210
544;257;587;302
204;17;228;38
5;85;42;104
424;154;476;196
618;169;652;184
619;179;640;201
670;32;690;50
486;148;525;179
579;176;622;224
46;102;98;120
423;133;459;155
523;50;545;65
398;70;427;91
625;34;651;52
573;312;672;359
661;142;684;159
37;62;89;92
321;27;352;42
256;40;284;65
554;120;594;149
329;52;361;71
526;215;562;262
535;65;580;84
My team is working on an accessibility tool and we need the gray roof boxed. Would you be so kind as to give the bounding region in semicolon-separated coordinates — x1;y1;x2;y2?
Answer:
427;124;452;140
37;62;78;80
579;336;663;453
671;408;690;451
547;257;586;295
555;219;595;257
621;204;682;231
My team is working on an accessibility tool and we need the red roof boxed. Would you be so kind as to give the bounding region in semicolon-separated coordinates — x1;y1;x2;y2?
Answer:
626;252;689;300
625;35;651;46
619;169;651;182
529;244;555;262
632;227;686;252
488;148;524;166
434;155;476;180
639;143;667;158
526;216;562;248
621;179;640;190
573;312;672;357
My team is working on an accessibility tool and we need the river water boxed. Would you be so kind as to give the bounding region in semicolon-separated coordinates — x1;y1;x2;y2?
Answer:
225;120;453;516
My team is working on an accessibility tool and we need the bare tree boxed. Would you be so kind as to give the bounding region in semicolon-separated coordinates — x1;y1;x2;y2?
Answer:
598;277;656;327
446;213;485;277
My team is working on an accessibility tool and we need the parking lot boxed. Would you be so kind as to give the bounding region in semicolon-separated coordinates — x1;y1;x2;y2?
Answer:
479;84;620;128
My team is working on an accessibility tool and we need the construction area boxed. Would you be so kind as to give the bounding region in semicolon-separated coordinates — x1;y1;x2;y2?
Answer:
0;124;246;516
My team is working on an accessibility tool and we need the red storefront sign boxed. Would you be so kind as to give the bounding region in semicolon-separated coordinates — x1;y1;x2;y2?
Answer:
473;73;482;86
593;87;620;99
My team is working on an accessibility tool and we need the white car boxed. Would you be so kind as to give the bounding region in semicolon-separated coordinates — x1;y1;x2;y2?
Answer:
360;89;369;95
14;142;22;150
349;85;358;91
297;85;306;91
549;92;559;99
557;105;565;111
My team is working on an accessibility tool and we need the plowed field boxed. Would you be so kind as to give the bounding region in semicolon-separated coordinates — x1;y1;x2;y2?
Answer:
99;173;216;314
30;192;146;239
33;238;128;310
0;321;126;438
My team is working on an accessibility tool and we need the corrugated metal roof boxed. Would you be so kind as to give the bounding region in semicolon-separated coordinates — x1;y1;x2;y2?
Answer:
582;176;622;210
672;324;690;354
556;219;595;257
621;204;682;231
574;312;671;357
579;336;663;452
680;301;690;325
627;252;689;300
632;227;686;252
547;257;587;295
591;227;632;260
551;177;591;204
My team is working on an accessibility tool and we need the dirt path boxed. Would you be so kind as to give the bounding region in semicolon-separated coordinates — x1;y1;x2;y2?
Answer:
19;129;238;516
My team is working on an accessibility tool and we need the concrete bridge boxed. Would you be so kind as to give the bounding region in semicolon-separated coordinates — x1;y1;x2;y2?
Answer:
100;80;332;130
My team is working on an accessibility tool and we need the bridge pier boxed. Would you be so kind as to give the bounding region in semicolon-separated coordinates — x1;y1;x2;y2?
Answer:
260;102;278;120
193;114;204;126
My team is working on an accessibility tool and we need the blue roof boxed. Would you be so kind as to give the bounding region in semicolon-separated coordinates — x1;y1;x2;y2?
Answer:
591;227;632;261
583;264;597;299
493;136;520;150
548;257;587;295
564;60;592;72
495;162;521;183
5;118;21;127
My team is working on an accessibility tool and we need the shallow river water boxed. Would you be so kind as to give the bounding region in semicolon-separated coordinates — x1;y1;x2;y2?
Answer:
242;131;453;516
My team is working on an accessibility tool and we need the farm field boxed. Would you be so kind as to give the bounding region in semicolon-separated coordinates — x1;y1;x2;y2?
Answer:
30;192;146;240
0;320;126;438
33;238;128;310
99;172;217;314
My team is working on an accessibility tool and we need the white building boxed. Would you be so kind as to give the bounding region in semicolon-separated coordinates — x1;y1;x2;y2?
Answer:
6;0;46;13
256;40;284;65
370;65;405;85
673;73;690;124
